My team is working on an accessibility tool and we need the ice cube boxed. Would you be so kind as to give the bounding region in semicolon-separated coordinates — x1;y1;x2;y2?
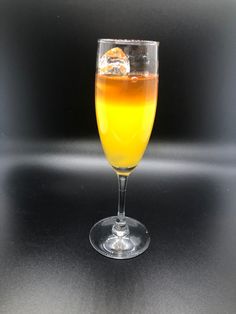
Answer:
98;47;130;75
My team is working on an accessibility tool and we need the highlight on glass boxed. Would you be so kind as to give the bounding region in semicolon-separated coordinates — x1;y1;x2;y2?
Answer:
89;39;159;259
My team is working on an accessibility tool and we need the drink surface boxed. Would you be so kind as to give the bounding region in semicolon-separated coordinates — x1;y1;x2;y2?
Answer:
96;73;158;170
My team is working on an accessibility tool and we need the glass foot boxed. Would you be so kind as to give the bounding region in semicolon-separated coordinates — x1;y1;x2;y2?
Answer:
89;216;150;259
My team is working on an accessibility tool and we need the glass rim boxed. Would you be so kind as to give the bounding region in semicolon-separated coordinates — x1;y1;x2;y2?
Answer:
98;38;159;46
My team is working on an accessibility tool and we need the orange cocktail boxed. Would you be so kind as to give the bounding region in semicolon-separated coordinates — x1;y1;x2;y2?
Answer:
96;73;158;170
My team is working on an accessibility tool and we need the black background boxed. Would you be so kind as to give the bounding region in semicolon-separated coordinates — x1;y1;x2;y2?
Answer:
1;0;236;142
1;0;236;313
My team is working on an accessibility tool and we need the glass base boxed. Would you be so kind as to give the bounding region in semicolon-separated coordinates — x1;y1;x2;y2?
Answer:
89;216;150;259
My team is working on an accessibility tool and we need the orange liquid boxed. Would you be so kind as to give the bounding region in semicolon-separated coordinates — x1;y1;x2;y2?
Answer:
96;73;158;170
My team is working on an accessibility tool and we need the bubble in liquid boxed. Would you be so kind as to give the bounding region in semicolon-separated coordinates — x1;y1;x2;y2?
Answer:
131;76;138;83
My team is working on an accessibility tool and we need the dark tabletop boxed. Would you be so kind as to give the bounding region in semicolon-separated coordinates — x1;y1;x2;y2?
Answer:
0;140;236;314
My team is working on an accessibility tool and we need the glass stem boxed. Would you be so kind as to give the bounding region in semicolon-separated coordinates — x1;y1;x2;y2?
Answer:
112;174;129;237
117;174;128;222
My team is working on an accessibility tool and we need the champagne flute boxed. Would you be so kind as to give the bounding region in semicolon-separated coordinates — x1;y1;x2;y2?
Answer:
89;39;159;259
